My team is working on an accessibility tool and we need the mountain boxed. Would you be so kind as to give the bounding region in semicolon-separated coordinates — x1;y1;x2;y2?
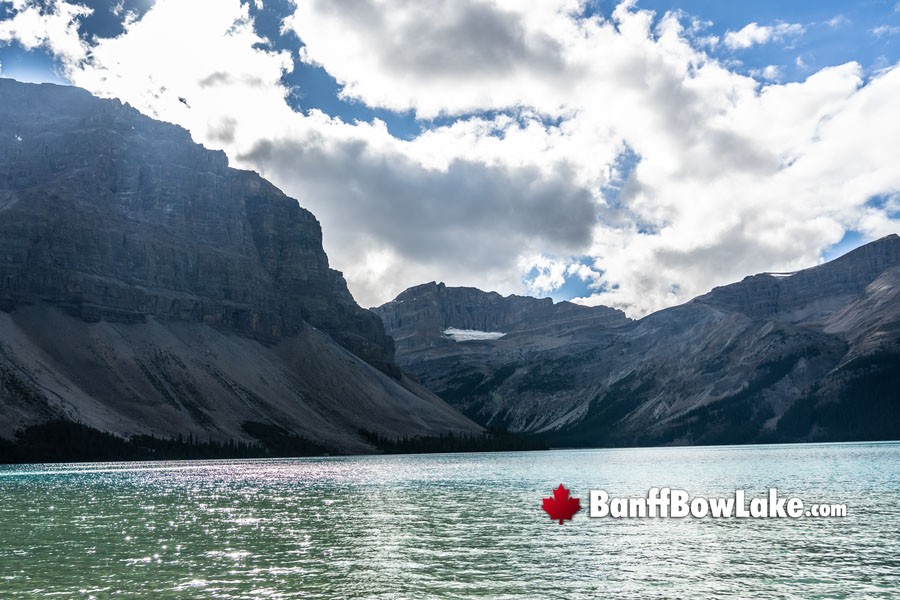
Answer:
376;282;630;354
374;236;900;446
0;79;480;455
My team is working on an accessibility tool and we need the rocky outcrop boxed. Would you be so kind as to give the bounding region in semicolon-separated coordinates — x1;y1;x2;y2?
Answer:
0;79;480;449
377;236;900;445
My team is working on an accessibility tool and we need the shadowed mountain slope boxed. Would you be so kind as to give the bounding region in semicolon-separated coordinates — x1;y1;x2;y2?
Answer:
0;79;480;453
375;236;900;446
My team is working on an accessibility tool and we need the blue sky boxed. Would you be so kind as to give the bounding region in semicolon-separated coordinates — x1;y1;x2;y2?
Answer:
1;0;899;313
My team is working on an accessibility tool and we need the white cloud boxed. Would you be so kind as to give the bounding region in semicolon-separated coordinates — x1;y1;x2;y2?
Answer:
872;25;900;37
751;64;781;81
694;35;718;48
0;0;90;62
723;21;805;50
284;0;583;118
567;262;602;284
519;254;571;296
2;0;899;318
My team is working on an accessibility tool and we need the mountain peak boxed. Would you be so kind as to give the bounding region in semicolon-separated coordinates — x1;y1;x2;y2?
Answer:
0;80;480;449
374;282;629;354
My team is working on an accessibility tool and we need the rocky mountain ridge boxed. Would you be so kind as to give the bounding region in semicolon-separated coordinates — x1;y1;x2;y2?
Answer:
374;282;629;355
376;236;900;445
0;79;480;452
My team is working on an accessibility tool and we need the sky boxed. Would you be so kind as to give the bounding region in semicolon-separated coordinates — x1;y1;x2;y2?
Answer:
1;0;899;315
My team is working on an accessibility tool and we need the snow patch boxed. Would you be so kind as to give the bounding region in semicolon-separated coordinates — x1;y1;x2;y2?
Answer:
443;327;505;342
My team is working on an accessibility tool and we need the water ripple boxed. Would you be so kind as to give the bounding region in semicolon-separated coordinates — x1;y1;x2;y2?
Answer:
0;443;898;598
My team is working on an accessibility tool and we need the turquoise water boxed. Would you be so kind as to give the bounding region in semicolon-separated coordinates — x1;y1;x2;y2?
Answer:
1;442;899;598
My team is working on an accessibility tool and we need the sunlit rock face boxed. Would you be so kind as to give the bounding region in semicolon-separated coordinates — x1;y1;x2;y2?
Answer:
377;237;900;446
0;79;480;449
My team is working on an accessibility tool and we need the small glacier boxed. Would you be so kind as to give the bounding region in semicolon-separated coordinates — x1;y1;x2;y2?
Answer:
443;327;506;342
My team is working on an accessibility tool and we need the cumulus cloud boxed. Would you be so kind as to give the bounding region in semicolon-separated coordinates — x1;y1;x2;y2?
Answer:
723;21;805;50
0;0;90;62
519;255;570;296
238;130;598;304
284;0;580;118
751;64;782;81
64;0;295;141
2;0;899;317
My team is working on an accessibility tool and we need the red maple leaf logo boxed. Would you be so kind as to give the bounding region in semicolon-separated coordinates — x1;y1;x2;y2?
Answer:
542;484;581;524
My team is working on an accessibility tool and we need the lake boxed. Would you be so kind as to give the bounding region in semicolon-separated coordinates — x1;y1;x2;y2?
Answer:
1;442;899;598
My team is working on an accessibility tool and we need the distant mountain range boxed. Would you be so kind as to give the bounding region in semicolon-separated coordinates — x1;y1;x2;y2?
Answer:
0;79;479;457
374;235;900;446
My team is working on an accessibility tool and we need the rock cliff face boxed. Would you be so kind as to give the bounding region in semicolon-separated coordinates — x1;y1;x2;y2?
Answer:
377;236;900;445
0;79;479;450
0;79;397;375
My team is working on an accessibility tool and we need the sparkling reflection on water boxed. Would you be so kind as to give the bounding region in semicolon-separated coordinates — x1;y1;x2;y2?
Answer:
1;442;899;599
